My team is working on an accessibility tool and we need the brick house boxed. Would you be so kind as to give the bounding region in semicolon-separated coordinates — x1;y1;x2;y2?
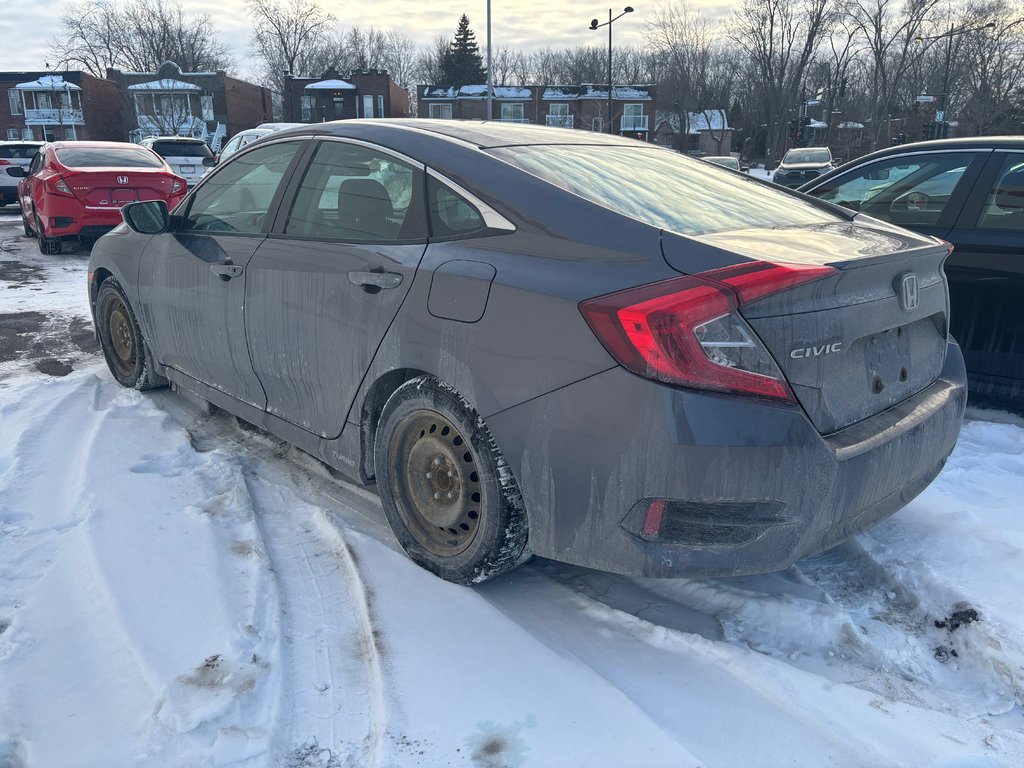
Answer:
417;83;656;140
654;110;734;155
283;69;410;123
1;71;122;142
106;61;273;150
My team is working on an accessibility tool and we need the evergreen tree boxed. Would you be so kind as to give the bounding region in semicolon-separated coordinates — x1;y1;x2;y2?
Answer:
440;14;486;86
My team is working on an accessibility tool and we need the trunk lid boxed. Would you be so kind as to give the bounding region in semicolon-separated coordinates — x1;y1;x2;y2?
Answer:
60;168;176;207
668;218;951;434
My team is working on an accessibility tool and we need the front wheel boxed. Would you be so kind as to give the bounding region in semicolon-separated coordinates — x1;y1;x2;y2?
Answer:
374;376;529;585
95;279;166;390
34;215;61;255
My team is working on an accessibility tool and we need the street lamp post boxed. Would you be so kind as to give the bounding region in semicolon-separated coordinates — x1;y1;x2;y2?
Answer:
589;7;634;135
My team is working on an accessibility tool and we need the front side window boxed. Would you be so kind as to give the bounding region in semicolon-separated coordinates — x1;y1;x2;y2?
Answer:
8;89;22;116
977;155;1024;232
491;145;840;236
429;103;453;119
184;140;301;234
283;141;425;241
810;152;977;228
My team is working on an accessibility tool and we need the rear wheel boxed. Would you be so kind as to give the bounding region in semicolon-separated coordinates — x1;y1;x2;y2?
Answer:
374;376;529;585
34;215;61;255
95;278;166;390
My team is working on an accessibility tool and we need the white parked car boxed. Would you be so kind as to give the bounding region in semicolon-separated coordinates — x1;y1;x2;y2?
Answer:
140;136;215;188
0;140;45;206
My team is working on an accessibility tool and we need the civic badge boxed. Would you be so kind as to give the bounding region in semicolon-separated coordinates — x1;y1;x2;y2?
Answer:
897;273;919;312
116;175;129;185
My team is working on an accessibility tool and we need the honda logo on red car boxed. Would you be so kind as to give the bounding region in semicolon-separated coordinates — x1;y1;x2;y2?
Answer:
116;175;129;185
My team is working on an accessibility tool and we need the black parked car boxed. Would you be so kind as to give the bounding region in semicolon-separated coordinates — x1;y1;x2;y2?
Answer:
88;120;965;584
801;137;1024;412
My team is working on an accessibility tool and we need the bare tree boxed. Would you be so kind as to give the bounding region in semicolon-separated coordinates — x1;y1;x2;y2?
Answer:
845;0;941;148
53;0;232;76
416;35;451;85
248;0;337;92
953;1;1024;134
380;31;420;87
729;0;836;162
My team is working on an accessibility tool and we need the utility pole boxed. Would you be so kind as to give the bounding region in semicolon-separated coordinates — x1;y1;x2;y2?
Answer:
590;7;634;135
486;0;493;121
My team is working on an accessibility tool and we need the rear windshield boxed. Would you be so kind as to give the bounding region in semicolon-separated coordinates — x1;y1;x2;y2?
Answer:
490;145;840;236
0;144;40;159
149;141;213;159
56;147;164;168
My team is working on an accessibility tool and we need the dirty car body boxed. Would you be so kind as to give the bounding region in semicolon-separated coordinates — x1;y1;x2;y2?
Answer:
88;120;966;581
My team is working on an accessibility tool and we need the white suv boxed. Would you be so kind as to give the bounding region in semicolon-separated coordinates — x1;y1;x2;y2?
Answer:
0;141;44;206
140;136;215;188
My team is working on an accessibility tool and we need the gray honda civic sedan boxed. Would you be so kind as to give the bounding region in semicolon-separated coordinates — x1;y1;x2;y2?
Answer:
88;120;966;584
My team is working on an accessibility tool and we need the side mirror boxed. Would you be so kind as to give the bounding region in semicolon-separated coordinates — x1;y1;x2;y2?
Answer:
833;157;844;166
122;199;170;234
202;156;217;167
740;165;750;173
6;166;26;178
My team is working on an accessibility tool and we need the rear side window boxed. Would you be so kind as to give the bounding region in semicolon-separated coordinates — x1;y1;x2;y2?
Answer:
150;141;213;159
284;141;426;241
977;156;1024;231
0;144;40;159
428;176;485;236
490;145;840;236
56;146;164;168
811;152;976;228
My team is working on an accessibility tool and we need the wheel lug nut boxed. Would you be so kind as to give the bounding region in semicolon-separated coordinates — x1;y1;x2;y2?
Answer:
447;470;452;478
433;492;441;500
447;491;455;499
425;472;432;479
433;458;440;466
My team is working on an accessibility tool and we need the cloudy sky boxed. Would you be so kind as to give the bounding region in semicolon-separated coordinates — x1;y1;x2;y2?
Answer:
2;0;737;79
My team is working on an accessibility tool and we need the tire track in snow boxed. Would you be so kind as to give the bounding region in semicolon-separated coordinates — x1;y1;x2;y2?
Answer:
242;467;388;767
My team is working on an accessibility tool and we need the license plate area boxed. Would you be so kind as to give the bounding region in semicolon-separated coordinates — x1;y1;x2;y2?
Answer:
111;188;137;204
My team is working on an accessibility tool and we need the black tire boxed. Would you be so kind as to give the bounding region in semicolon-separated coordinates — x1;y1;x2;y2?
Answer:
95;278;166;390
35;215;61;255
374;376;529;585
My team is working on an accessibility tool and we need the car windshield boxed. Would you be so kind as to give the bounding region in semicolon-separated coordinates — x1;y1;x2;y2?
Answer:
150;141;213;159
784;148;831;164
56;147;164;168
490;145;840;236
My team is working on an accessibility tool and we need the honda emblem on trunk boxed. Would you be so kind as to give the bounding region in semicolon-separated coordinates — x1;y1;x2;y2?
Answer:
116;175;129;185
898;273;919;312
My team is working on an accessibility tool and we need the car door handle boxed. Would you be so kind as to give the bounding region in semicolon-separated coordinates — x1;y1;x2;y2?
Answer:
210;263;243;280
348;270;403;290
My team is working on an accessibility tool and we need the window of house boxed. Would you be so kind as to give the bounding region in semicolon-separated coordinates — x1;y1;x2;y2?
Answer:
332;96;343;119
22;128;33;140
429;103;453;119
377;95;384;117
8;89;23;115
201;95;214;121
284;141;425;241
63;126;77;141
548;103;570;127
501;103;524;122
592;116;602;132
622;103;644;131
362;94;374;118
35;92;51;110
6;129;19;140
42;126;57;142
301;95;315;122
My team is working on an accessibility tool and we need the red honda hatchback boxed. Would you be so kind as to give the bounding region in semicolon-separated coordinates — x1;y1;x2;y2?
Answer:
17;141;187;254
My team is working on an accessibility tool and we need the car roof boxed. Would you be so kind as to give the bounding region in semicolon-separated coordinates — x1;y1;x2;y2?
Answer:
143;136;206;143
271;118;655;150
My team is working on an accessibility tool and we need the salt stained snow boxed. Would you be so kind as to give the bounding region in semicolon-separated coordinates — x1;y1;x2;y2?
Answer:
0;212;1022;767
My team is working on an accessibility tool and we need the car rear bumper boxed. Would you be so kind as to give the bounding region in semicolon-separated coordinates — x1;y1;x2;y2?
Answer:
486;340;967;577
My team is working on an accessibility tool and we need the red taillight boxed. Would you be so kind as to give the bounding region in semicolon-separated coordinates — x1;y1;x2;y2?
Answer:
0;159;9;166
47;177;73;196
579;261;835;401
171;177;185;194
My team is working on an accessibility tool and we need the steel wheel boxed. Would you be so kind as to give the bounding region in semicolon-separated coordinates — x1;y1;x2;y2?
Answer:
106;298;137;378
375;376;529;585
388;410;484;557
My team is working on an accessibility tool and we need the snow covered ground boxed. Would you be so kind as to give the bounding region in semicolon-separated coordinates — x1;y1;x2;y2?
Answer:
1;208;1023;767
